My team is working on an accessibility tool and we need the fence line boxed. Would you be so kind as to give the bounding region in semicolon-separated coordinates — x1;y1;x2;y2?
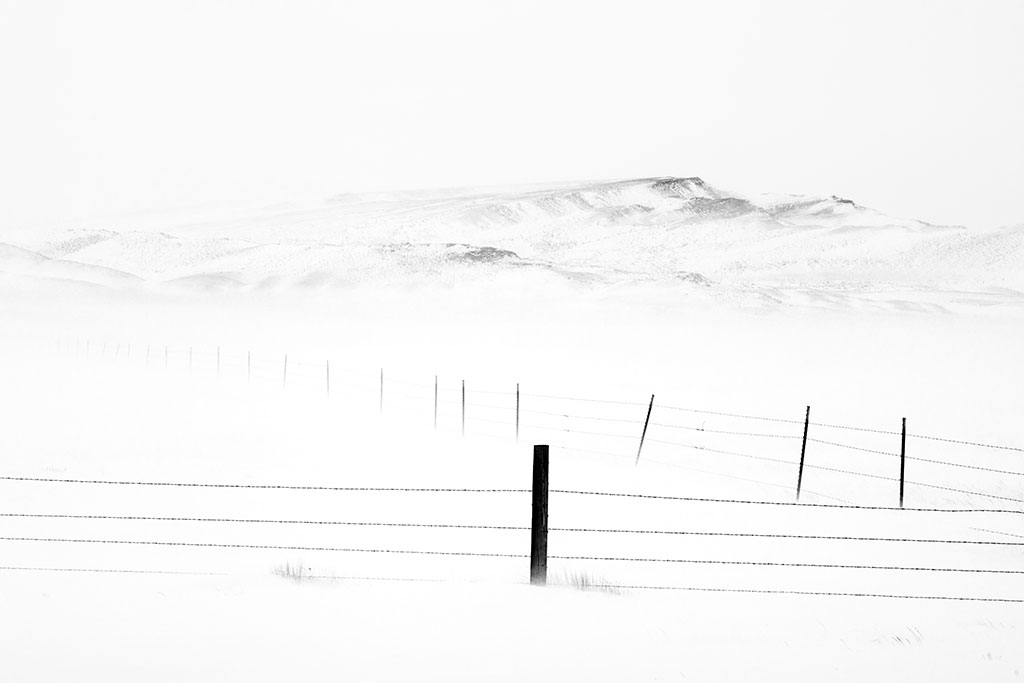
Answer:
65;336;1024;508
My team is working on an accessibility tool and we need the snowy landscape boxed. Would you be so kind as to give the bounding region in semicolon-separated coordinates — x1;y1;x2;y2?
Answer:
3;1;1023;680
1;176;1022;681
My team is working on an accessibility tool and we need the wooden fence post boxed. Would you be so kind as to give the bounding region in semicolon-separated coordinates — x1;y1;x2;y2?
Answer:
635;394;655;465
461;380;466;437
531;445;550;586
796;406;811;501
282;354;288;390
899;417;907;508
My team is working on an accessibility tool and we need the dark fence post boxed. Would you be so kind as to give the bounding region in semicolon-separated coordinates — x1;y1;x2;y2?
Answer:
461;380;466;437
899;417;907;508
434;375;438;430
531;445;549;586
635;394;655;465
796;406;811;500
516;383;520;442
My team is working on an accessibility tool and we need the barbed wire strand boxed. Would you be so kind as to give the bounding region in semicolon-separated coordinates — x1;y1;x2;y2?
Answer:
549;554;1023;575
581;584;1024;603
0;536;529;558
548;489;1024;514
0;476;528;494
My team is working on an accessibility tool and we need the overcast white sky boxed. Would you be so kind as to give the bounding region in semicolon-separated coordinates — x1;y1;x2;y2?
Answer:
1;0;1022;233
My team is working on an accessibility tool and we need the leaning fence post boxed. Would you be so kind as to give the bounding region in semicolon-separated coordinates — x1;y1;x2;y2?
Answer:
899;417;907;508
796;406;811;501
635;394;655;465
531;445;550;586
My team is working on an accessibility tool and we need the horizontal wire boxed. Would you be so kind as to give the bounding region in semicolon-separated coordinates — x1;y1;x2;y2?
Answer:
658;405;804;425
0;476;528;494
0;513;529;531
522;408;644;424
0;565;228;576
520;392;647;407
809;421;902;436
810;439;1024;477
908;433;1024;454
580;584;1024;603
522;424;639;439
807;438;897;457
905;480;1024;504
550;554;1024;575
646;439;799;468
0;536;528;559
548;527;1024;546
652;423;801;439
549;489;1023;514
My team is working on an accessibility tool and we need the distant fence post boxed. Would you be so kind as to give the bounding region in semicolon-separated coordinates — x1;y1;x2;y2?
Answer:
461;380;466;437
434;375;438;430
796;406;811;501
282;354;288;390
635;394;655;465
164;345;168;369
899;417;907;508
326;360;330;397
114;343;120;360
189;346;193;372
217;346;221;376
146;344;150;366
530;445;549;586
247;351;251;383
379;368;384;416
516;383;520;442
126;344;131;361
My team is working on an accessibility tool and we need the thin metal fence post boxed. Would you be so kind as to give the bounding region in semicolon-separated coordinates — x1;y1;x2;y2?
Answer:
635;394;655;465
530;445;550;586
516;383;520;442
283;354;288;390
796;406;811;501
434;375;438;430
461;380;466;437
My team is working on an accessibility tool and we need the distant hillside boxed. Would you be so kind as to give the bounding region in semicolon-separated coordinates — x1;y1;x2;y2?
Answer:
6;177;1024;310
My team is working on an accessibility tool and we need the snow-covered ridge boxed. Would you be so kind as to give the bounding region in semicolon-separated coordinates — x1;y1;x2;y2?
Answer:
3;177;1022;309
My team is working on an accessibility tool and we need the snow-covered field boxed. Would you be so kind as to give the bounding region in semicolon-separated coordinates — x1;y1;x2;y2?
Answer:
1;178;1022;681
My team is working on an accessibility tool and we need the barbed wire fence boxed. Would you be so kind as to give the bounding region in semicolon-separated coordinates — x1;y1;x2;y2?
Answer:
25;335;1023;600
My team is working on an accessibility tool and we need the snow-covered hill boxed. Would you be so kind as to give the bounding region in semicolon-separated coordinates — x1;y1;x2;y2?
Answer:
6;177;1023;310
